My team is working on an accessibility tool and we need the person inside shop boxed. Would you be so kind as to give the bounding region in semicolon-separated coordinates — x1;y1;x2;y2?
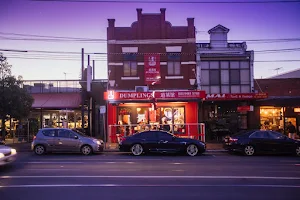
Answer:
162;119;171;132
287;122;296;139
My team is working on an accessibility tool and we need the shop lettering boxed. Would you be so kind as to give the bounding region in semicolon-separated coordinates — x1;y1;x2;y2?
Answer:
206;94;226;99
119;93;153;99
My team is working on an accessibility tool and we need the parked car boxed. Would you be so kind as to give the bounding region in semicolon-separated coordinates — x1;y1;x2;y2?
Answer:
31;128;104;155
224;130;300;156
0;141;17;166
119;130;206;156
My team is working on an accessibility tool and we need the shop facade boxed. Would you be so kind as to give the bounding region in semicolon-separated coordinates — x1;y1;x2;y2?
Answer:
104;91;206;143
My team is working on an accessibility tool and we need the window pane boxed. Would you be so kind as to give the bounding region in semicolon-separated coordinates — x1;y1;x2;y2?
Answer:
202;86;210;93
174;62;181;75
230;61;239;69
201;61;209;69
230;70;240;84
240;69;250;85
241;85;250;93
210;61;219;69
210;86;220;93
240;61;249;69
210;70;220;85
201;70;209;85
221;61;229;69
221;70;229;84
231;85;240;93
221;86;230;93
173;107;185;134
131;62;137;76
124;61;131;76
167;62;174;75
58;130;70;138
42;130;55;137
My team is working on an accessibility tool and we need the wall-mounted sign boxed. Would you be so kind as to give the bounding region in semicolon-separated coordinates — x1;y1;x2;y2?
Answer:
237;105;254;112
294;108;300;112
104;90;206;101
144;54;161;85
206;93;268;101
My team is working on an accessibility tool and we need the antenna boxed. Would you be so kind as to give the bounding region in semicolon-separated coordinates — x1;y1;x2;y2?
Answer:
273;67;282;75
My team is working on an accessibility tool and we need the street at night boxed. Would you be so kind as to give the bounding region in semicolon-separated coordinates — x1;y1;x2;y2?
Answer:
1;152;299;200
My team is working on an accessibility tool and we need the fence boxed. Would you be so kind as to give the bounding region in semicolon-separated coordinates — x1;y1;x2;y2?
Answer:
108;123;205;144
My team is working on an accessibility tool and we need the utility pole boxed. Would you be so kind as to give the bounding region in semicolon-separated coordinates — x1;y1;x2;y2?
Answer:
81;48;85;131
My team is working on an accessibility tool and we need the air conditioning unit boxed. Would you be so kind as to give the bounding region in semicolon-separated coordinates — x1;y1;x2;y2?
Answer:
135;86;149;92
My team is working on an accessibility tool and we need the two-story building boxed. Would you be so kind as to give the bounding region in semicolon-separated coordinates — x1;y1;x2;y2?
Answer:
104;8;206;143
196;25;267;141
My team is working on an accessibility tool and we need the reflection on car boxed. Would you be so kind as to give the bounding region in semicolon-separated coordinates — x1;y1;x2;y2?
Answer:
224;130;300;156
31;128;104;155
119;130;206;156
0;141;17;166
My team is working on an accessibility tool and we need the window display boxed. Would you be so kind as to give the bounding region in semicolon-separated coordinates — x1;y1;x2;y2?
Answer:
260;106;283;132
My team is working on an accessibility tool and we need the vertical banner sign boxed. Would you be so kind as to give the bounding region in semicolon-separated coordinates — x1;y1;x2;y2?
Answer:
144;54;161;85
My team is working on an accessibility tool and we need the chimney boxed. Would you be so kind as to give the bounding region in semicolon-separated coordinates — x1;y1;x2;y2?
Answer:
108;19;115;28
160;8;166;38
137;8;143;39
107;19;115;40
187;18;195;38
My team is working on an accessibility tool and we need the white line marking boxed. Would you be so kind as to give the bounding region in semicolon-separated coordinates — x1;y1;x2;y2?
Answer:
171;163;183;165
0;184;299;188
24;162;83;164
172;170;185;172
1;175;300;180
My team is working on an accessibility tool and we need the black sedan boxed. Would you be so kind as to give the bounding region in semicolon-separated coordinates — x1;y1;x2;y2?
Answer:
119;130;206;156
224;130;300;156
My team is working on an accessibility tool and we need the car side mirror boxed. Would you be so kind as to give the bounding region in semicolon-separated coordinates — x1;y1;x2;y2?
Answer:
74;135;79;139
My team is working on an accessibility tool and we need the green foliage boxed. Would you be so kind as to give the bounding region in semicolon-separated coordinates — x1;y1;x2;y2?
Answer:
0;54;34;139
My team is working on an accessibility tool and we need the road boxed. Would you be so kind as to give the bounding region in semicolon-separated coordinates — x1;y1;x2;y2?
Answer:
0;152;299;200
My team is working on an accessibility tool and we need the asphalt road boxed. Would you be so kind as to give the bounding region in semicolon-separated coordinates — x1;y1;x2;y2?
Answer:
0;152;299;200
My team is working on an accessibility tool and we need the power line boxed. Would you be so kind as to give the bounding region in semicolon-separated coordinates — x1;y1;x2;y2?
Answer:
32;0;300;4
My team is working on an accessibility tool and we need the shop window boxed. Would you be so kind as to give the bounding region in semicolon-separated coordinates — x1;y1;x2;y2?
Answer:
260;107;283;132
167;53;181;75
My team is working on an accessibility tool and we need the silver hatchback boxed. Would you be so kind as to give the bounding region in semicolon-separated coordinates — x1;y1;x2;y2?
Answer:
31;128;104;155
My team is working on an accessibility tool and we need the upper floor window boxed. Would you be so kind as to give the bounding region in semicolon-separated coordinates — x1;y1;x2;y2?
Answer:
167;53;180;75
123;54;137;77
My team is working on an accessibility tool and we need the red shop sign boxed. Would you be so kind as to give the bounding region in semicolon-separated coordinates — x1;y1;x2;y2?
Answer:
104;90;206;101
206;93;268;101
144;54;161;85
237;105;254;112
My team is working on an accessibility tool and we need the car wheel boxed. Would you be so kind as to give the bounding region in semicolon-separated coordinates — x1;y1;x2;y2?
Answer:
186;144;199;156
81;145;93;155
131;144;143;156
244;145;255;156
296;146;300;156
34;145;45;155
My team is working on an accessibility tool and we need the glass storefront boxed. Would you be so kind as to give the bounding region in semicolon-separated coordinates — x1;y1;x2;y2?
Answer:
260;106;284;132
117;105;186;134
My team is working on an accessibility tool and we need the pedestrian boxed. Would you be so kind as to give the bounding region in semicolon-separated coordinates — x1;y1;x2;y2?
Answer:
287;122;296;139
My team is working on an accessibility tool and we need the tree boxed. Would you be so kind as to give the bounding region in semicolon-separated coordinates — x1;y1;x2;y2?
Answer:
0;53;34;140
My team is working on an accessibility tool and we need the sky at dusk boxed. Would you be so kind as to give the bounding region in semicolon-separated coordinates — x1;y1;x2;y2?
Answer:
0;0;300;80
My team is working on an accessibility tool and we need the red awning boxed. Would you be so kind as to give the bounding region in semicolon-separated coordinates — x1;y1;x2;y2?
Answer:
31;93;81;109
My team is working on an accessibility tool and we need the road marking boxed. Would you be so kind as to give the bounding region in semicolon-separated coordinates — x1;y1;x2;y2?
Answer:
172;170;185;172
171;163;183;165
1;175;300;180
24;162;83;164
0;184;299;188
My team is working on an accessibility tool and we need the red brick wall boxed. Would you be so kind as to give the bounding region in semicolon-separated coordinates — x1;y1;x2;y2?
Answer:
107;8;196;91
254;78;300;96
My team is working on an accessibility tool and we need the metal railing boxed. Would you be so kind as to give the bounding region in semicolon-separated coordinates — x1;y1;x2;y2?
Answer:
108;123;205;144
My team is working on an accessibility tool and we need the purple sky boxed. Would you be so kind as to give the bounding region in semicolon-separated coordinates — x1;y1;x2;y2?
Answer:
0;0;300;80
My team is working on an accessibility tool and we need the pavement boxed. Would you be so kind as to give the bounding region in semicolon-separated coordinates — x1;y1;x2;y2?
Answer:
0;152;299;200
3;141;225;152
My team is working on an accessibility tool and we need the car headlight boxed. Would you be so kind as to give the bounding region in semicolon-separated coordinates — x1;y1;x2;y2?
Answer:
93;139;101;145
11;149;17;155
0;153;4;159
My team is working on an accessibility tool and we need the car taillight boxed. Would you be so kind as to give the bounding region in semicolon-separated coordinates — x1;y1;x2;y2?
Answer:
229;138;238;142
33;136;36;140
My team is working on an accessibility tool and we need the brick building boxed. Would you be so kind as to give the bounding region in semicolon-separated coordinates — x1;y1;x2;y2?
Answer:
105;8;206;143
